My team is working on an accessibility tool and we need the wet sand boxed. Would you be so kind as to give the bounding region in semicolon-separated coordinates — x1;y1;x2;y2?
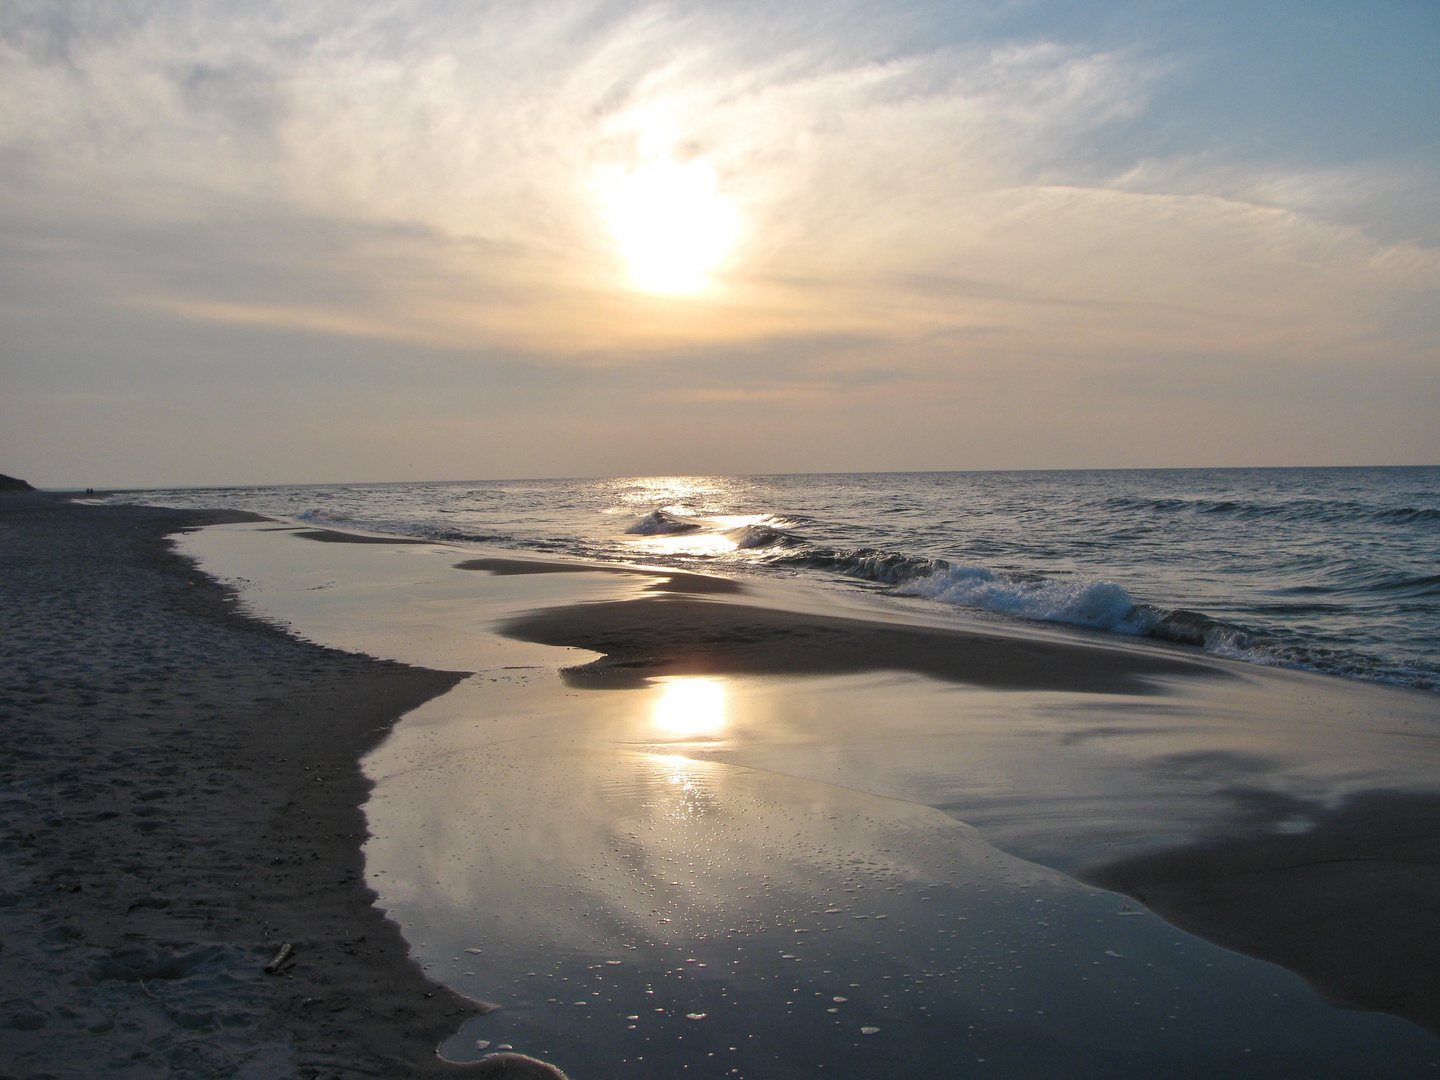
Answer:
1084;789;1440;1034
0;496;564;1079
454;557;744;594
480;558;1440;1038
176;523;1440;1076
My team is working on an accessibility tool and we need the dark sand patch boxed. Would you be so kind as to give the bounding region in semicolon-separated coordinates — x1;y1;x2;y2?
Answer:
0;495;564;1079
499;594;1217;694
1084;790;1440;1037
292;527;434;545
454;556;744;594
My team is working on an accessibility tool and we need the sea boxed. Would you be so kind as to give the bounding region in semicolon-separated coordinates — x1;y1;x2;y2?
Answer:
111;466;1440;692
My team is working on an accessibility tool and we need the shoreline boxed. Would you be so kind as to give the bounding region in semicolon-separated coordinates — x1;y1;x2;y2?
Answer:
0;495;564;1079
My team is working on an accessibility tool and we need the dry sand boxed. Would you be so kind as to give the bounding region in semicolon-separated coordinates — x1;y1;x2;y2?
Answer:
0;495;565;1080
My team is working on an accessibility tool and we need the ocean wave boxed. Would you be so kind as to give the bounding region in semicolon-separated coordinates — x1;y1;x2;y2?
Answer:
772;548;945;585
624;509;805;549
726;523;800;550
900;563;1159;635
1366;572;1440;598
1202;633;1436;691
1375;506;1440;524
1294;570;1440;599
293;508;509;546
625;510;702;535
769;544;1436;690
775;547;1161;633
1103;494;1440;528
295;508;363;527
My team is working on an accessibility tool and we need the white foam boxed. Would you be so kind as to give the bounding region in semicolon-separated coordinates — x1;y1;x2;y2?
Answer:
900;565;1158;635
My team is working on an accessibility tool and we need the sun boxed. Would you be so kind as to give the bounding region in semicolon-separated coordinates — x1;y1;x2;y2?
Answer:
599;156;739;294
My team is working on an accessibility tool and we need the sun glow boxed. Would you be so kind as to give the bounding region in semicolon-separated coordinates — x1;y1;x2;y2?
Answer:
599;156;739;294
651;678;728;737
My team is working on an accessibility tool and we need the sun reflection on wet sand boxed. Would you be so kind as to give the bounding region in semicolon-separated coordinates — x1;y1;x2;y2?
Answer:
651;678;727;737
648;754;721;822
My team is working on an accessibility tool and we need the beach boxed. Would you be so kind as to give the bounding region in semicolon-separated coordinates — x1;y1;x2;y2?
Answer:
0;496;564;1079
4;494;1440;1078
5;0;1434;1066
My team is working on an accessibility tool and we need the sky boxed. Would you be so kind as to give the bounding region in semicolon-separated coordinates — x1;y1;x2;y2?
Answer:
1;0;1437;487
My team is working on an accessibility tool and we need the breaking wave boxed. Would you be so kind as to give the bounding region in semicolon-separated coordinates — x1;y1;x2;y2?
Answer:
626;510;702;535
726;523;799;550
625;509;802;549
767;545;1434;689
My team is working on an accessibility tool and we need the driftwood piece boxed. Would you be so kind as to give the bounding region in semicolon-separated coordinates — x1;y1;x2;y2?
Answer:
263;943;294;974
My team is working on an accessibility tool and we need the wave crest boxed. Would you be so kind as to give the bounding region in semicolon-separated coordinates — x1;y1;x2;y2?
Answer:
1103;494;1440;528
901;564;1158;635
773;548;943;585
626;510;701;535
727;523;799;549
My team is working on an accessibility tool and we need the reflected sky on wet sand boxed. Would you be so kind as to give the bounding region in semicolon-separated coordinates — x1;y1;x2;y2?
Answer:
177;522;1440;1077
363;673;1438;1078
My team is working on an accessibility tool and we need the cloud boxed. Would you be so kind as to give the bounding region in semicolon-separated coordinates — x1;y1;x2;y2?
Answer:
1;0;1436;483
